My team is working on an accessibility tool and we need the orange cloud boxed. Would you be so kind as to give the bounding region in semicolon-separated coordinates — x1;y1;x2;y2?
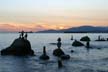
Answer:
0;23;72;32
0;14;108;32
0;22;108;32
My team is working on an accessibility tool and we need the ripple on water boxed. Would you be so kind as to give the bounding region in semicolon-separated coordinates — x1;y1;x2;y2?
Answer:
81;69;95;72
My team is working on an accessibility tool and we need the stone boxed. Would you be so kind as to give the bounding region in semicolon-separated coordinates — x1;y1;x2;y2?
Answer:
80;36;91;41
72;40;84;47
1;38;34;56
53;48;65;57
60;55;70;60
39;54;49;60
71;50;74;53
39;46;49;60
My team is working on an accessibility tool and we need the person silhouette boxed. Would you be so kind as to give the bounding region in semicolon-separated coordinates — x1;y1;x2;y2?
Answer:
98;35;101;40
21;30;24;38
24;32;28;39
19;33;22;39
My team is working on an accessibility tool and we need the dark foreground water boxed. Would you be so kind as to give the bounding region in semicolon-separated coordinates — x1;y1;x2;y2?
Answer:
0;33;108;72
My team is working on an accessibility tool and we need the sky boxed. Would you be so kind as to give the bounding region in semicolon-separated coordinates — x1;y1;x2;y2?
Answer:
0;0;108;32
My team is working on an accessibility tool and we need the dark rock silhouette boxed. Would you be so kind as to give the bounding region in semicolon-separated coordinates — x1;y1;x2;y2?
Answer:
53;48;65;57
57;37;61;48
60;55;70;60
72;40;84;47
1;33;34;56
107;38;108;41
97;48;101;50
39;46;50;60
71;50;74;53
80;36;91;41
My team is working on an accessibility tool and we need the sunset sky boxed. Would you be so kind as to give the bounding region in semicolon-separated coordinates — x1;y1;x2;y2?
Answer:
0;0;108;32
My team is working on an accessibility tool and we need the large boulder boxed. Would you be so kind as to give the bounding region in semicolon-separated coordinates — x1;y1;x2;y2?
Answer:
72;40;84;47
1;38;34;56
53;48;70;60
80;36;91;41
53;48;65;57
60;55;70;60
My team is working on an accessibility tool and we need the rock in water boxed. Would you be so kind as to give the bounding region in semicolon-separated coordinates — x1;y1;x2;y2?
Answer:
39;46;50;60
1;38;34;56
60;55;70;60
53;48;65;57
80;36;91;41
40;54;49;60
71;50;74;53
72;40;84;47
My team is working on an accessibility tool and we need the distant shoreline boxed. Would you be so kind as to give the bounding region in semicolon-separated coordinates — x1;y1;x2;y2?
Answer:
0;32;108;34
33;31;108;33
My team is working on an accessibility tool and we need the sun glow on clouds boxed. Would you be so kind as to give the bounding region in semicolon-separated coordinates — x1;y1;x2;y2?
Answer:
0;23;72;32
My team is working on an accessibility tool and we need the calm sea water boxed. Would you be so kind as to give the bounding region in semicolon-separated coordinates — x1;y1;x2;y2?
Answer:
0;33;108;72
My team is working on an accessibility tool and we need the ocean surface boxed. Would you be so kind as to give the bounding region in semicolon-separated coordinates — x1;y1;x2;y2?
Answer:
0;33;108;72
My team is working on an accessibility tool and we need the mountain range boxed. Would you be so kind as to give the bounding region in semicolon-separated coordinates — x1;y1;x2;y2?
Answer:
36;26;108;33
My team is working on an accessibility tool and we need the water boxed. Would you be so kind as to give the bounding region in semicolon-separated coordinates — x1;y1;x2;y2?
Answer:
0;33;108;72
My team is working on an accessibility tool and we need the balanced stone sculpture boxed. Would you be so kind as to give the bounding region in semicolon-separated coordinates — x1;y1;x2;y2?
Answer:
71;35;73;40
53;37;65;57
53;37;70;60
39;46;50;60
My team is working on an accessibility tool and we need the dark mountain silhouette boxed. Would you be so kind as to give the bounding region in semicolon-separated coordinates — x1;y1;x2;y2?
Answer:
36;29;62;33
63;26;108;33
36;26;108;33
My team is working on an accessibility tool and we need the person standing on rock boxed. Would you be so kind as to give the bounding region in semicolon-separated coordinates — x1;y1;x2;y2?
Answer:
19;33;22;39
21;30;24;38
24;32;28;39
